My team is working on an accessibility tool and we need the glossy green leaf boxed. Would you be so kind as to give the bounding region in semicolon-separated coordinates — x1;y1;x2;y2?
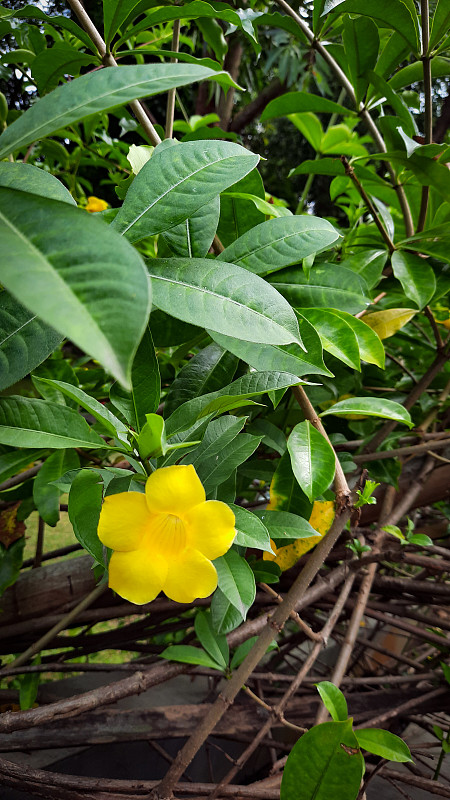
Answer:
267;451;313;518
161;196;220;258
0;292;63;392
323;0;420;53
339;249;387;290
0;162;75;205
355;729;413;762
0;64;239;159
0;396;109;449
320;397;413;426
368;70;415;136
33;449;79;527
195;610;229;668
0;449;45;486
217;169;265;247
68;470;104;565
287;421;335;502
33;378;129;444
309;308;385;368
429;0;450;51
212;549;256;632
316;681;348;722
391;251;436;309
104;0;144;46
183;415;245;466
112;141;259;243
129;326;161;432
246;419;287;456
0;188;150;389
218;216;341;276
137;414;166;459
209;323;331;378
343;15;379;104
271;264;370;315
261;92;352;121
397;225;450;262
166;372;302;436
147;258;302;347
230;504;273;553
300;308;360;370
164;343;238;419
254;509;320;541
281;720;364;800
196;432;262;495
160;645;223;670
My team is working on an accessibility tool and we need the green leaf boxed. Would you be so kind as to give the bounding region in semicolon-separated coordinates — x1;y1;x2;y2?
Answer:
213;549;256;619
267;451;313;518
343;15;379;104
116;1;245;46
217;169;265;247
355;729;413;762
230;637;277;670
339;250;387;290
323;0;420;54
299;308;361;370
33;378;129;444
19;662;40;710
396;225;450;262
0;292;63;392
160;644;223;670
33;449;79;527
0;538;25;597
320;397;413;427
104;0;145;46
0;188;151;389
68;470;104;565
1;4;95;50
218;216;341;277
129;325;161;432
391;251;436;310
194;610;229;668
261;92;353;121
246;419;287;456
287;421;336;503
408;533;433;547
221;192;291;218
165;372;302;436
0;64;239;160
183;415;245;466
161;197;220;258
209;319;332;378
195;432;262;495
271;264;369;315
0;396;111;450
147;258;302;347
137;414;167;459
164;343;238;419
429;0;450;51
316;681;348;722
368;70;416;136
112;141;259;243
0;162;75;205
31;42;96;95
0;449;45;485
323;309;384;368
281;720;364;800
230;504;273;553
254;509;320;541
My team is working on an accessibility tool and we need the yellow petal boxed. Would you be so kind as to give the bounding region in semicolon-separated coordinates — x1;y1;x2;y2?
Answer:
98;492;149;551
145;465;205;516
163;548;217;603
184;500;235;560
108;547;167;605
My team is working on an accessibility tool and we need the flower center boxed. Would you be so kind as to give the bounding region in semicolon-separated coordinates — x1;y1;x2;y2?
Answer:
146;512;187;557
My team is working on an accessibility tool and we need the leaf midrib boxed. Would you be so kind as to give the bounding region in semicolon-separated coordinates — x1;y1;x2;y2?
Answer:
151;273;297;343
224;224;334;264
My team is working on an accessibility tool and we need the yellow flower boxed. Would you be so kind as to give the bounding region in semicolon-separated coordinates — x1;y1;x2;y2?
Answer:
98;465;236;605
85;196;108;213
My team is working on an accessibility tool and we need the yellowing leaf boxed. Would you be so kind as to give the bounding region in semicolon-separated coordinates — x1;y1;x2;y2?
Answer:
308;500;335;535
263;500;334;571
361;309;416;340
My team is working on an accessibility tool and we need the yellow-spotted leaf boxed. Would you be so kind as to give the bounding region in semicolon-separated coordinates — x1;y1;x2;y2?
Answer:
309;500;335;534
361;309;416;340
264;533;322;570
266;451;312;518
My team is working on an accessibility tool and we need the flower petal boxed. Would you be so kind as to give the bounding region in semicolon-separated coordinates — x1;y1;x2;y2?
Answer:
108;547;167;605
163;548;217;603
145;464;205;516
98;492;149;551
185;500;236;560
